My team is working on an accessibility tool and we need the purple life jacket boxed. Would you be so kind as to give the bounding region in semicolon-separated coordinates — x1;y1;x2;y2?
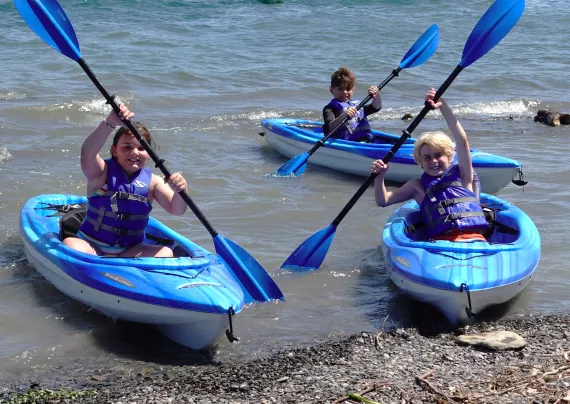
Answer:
419;164;488;239
325;99;373;142
78;159;153;248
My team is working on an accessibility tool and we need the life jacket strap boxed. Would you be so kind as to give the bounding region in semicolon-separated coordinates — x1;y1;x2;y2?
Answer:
432;196;480;215
430;210;486;227
87;204;148;221
426;180;463;202
94;206;105;231
85;216;145;236
101;191;149;204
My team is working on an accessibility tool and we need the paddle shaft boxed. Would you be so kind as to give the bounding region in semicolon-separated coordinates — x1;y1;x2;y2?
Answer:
312;67;403;155
77;58;220;238
331;65;463;227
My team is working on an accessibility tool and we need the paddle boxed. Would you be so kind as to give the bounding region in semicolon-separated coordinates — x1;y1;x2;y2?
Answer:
272;24;440;177
14;0;284;304
281;0;525;271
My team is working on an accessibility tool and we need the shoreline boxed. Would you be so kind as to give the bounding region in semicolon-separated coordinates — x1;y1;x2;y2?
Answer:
1;314;568;403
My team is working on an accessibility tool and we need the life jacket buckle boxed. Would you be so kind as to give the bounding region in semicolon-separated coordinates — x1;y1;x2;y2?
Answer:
115;212;129;220
114;227;129;236
116;191;129;200
444;213;461;223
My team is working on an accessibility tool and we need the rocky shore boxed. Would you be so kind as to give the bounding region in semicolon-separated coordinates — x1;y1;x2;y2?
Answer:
1;314;569;404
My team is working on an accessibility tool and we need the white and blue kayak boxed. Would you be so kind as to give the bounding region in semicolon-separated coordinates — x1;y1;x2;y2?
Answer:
20;194;245;350
261;118;525;193
381;193;540;325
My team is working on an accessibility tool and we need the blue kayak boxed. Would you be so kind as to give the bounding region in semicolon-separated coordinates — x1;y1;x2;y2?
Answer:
20;194;245;349
381;193;540;325
261;118;525;193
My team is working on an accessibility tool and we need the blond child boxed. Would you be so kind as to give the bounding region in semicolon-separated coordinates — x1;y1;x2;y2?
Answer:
370;88;488;241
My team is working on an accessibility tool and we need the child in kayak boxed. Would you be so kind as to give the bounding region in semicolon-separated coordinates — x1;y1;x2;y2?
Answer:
323;66;382;142
370;88;488;242
63;104;188;257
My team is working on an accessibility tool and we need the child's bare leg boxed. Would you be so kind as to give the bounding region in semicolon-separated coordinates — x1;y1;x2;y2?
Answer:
63;237;98;255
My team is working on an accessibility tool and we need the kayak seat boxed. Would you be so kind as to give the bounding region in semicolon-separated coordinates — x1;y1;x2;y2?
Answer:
58;206;87;241
403;205;519;243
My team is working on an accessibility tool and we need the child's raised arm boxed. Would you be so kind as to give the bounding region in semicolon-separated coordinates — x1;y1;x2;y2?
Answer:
425;89;474;191
81;104;133;183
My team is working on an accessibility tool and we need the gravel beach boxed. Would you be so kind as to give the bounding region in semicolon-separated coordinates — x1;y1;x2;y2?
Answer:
1;314;568;404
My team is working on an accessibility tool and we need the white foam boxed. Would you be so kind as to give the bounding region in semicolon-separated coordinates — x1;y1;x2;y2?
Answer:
0;147;12;162
371;99;538;121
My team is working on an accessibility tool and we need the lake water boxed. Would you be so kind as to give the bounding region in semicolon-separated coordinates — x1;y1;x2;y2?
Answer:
0;0;569;388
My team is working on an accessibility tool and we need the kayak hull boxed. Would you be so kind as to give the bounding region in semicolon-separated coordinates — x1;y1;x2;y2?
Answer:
20;194;245;349
381;193;540;325
262;118;523;193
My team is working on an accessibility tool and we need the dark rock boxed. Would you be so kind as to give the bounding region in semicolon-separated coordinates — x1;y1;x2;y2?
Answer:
559;113;570;125
534;109;560;127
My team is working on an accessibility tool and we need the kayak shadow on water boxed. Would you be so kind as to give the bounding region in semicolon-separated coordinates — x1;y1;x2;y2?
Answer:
27;273;218;365
257;141;371;183
14;253;217;366
86;322;218;366
354;246;530;335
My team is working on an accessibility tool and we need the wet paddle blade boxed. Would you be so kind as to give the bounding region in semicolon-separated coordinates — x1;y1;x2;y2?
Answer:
214;235;284;304
460;0;524;68
399;24;440;69
281;225;336;271
14;0;81;61
273;153;309;176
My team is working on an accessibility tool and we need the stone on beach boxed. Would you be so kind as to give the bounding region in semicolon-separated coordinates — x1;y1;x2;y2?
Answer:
456;330;526;350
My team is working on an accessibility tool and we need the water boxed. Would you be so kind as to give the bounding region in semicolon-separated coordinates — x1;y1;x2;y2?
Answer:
1;0;569;387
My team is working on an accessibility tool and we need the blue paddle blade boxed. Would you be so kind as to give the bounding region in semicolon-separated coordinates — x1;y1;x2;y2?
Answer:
399;24;439;69
14;0;81;61
281;225;336;271
460;0;524;68
213;234;284;304
274;152;309;176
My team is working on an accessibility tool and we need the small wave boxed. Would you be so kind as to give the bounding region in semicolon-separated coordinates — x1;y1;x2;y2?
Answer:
451;99;538;117
0;92;26;101
31;94;131;114
0;147;12;162
209;111;282;123
374;99;538;122
0;235;26;269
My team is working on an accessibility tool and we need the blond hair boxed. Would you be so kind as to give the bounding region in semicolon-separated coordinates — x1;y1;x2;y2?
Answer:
413;131;454;165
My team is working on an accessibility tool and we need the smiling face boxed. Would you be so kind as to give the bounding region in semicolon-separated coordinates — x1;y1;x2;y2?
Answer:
413;131;455;177
419;144;451;177
111;133;150;175
330;67;356;103
330;85;354;103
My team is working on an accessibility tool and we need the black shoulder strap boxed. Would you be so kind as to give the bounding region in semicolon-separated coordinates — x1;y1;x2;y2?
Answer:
481;205;519;235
